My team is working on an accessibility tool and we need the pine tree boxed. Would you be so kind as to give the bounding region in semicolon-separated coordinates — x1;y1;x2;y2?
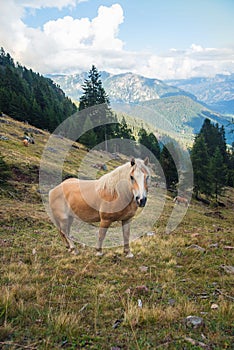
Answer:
0;48;77;131
191;134;212;197
210;147;227;200
226;142;234;187
78;65;115;148
138;127;160;161
160;143;178;190
78;115;97;148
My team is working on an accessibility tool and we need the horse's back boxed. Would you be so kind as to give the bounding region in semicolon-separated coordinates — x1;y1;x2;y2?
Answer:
49;178;100;223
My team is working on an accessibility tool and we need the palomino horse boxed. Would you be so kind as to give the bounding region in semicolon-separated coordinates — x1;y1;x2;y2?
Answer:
49;157;150;257
173;195;188;206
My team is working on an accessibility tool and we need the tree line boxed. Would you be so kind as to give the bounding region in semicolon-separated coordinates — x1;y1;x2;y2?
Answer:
191;119;234;199
0;47;77;131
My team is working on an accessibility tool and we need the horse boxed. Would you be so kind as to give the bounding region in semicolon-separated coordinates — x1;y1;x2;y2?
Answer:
173;195;188;207
49;157;150;257
23;139;29;147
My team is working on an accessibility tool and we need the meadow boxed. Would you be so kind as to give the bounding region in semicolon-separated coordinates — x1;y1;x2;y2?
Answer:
0;116;233;349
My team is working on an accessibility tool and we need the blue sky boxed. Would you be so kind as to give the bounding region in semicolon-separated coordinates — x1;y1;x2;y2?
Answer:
0;0;233;78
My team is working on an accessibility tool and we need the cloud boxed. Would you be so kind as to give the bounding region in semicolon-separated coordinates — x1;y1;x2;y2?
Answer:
0;1;233;79
139;44;234;79
19;0;86;10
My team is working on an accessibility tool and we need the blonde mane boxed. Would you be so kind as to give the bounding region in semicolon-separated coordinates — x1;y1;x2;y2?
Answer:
96;159;150;195
97;161;132;195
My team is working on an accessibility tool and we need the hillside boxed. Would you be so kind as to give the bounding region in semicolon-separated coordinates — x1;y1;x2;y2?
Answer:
0;115;234;349
0;48;77;133
113;96;233;145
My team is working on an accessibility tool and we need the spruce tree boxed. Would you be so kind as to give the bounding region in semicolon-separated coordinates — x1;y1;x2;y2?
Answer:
191;134;212;198
138;127;160;160
78;65;116;148
160;143;178;190
210;147;227;200
227;142;234;187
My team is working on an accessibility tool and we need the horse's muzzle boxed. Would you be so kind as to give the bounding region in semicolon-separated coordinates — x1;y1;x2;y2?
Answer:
136;196;147;207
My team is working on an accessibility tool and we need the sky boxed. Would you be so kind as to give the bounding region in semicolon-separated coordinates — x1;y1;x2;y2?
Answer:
0;0;234;79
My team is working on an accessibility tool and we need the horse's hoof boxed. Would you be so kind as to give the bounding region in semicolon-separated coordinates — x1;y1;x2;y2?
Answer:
69;248;78;255
96;251;104;257
125;252;134;258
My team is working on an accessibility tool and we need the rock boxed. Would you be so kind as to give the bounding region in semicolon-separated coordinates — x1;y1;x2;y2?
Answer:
185;315;204;328
211;303;219;310
209;243;219;248
124;288;131;294
112;319;123;329
220;265;234;274
135;285;149;293
168;298;176;306
139;266;148;272
187;244;206;253
138;299;143;308
0;135;9;141
147;231;155;236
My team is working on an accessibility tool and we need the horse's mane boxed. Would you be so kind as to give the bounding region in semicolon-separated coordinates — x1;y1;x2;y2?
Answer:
96;159;149;195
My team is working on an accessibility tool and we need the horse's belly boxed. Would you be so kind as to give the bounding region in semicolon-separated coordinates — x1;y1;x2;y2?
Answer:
68;198;100;222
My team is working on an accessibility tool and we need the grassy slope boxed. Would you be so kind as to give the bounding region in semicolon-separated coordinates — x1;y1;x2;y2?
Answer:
0;116;234;349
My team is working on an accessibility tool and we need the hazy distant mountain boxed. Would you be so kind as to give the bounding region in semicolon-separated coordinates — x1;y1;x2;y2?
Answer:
47;71;195;103
47;71;233;143
166;74;234;114
102;72;196;103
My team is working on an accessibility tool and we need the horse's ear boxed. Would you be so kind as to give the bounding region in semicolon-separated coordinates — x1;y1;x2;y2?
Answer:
131;158;135;166
144;157;149;165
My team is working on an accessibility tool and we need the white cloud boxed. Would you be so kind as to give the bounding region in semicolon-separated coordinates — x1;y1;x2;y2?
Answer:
139;44;234;79
19;0;86;10
0;1;233;79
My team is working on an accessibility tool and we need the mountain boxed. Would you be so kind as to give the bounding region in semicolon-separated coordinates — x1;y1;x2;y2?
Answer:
166;74;234;115
101;72;196;103
47;71;196;104
48;71;233;144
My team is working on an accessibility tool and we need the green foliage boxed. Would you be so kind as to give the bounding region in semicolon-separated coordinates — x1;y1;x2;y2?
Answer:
78;65;115;148
226;143;234;187
0;155;10;183
191;118;233;198
138;127;160;161
210;147;227;199
78;66;136;151
0;47;77;132
160;143;178;190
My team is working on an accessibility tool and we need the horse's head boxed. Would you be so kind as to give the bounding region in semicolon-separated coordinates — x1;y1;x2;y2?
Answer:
129;157;150;207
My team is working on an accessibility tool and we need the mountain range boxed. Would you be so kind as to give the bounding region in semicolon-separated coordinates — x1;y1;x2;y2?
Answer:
166;74;234;115
47;71;234;144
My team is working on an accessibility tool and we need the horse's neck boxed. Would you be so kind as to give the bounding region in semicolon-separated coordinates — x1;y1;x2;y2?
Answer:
97;163;132;197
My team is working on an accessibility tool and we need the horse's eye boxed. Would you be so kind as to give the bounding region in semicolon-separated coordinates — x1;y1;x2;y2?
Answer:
130;175;134;182
146;175;149;181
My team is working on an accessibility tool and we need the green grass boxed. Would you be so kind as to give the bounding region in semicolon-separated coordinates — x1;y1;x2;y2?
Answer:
0;116;233;349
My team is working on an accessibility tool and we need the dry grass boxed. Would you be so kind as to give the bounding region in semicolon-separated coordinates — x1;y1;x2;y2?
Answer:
0;116;234;349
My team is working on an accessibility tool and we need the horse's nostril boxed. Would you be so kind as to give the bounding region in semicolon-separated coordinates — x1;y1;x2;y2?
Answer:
136;196;140;202
139;197;147;207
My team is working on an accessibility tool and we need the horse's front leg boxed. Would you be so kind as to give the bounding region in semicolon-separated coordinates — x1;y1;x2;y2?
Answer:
96;220;110;256
122;219;134;258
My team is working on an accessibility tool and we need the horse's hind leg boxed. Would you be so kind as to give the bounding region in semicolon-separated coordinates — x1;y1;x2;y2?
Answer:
59;216;78;255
